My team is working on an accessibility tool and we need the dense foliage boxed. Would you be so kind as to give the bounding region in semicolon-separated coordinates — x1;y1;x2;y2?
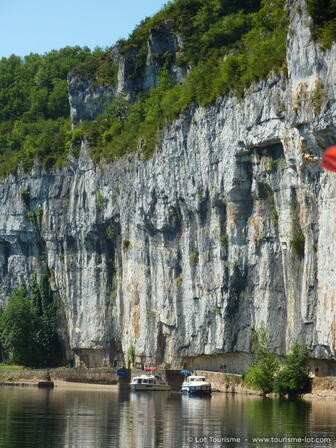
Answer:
0;46;108;176
245;328;311;397
276;343;311;397
4;0;335;174
76;0;288;162
117;0;262;76
306;0;336;48
0;275;62;367
245;327;279;395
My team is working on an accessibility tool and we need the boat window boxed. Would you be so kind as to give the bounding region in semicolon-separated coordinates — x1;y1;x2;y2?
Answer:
143;379;148;383
136;379;141;384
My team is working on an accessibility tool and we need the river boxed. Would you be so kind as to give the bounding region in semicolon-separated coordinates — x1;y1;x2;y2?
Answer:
0;385;335;447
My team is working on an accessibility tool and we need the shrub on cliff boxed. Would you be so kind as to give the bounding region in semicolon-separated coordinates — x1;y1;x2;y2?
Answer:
290;231;305;260
245;327;279;395
306;0;336;48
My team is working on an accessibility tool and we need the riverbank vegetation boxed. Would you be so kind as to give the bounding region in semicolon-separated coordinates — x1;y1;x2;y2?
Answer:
245;327;279;395
0;363;26;371
0;274;62;367
245;328;311;397
276;343;311;397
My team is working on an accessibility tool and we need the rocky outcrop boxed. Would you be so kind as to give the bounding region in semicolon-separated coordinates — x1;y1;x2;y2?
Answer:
68;75;116;124
0;0;336;372
142;23;187;91
69;22;187;122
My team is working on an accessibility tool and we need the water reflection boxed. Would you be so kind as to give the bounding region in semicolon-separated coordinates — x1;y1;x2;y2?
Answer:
0;387;335;447
244;397;311;439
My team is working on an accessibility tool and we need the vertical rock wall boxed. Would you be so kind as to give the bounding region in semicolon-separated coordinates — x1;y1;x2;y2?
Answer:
0;0;336;371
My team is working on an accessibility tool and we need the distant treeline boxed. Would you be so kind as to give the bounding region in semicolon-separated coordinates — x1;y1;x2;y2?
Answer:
0;0;334;176
0;47;106;176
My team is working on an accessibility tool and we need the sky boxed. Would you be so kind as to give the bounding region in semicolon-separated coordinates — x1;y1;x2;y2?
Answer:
0;0;167;58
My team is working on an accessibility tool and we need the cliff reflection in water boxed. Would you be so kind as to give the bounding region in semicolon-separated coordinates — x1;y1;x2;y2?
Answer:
0;386;335;447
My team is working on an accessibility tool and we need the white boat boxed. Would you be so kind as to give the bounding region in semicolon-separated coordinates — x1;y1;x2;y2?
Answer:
130;374;171;391
181;375;212;395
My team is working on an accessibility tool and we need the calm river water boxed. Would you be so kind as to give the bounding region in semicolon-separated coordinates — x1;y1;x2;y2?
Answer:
0;385;335;448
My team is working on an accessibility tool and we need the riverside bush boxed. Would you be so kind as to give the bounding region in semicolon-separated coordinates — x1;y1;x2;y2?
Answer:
245;327;279;395
246;328;311;397
0;274;62;367
276;343;311;397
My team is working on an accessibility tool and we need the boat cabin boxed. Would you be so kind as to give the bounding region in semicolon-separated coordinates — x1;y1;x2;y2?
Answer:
132;375;164;384
186;376;206;382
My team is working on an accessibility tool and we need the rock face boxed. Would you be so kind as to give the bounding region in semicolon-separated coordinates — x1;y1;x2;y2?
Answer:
1;0;336;372
69;22;187;122
68;75;116;124
142;23;187;91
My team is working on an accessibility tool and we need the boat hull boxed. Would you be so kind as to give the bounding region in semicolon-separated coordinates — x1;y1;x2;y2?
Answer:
181;386;212;396
130;384;171;392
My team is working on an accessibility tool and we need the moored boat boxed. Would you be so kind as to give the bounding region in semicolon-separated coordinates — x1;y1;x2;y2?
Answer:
181;375;212;395
130;374;171;391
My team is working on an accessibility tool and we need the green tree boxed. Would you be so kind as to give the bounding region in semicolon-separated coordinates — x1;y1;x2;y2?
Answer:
0;277;62;367
104;94;129;121
0;287;44;366
30;272;62;365
276;344;311;397
306;0;336;47
245;327;279;395
0;46;94;176
127;344;136;367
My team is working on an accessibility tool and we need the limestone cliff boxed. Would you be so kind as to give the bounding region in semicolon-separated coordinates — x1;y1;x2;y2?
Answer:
0;0;336;373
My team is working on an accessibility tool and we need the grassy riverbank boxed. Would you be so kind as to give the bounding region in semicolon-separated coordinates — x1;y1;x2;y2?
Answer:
0;364;27;371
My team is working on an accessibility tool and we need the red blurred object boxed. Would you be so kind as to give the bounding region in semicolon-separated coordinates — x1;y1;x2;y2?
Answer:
145;366;156;371
321;146;336;172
